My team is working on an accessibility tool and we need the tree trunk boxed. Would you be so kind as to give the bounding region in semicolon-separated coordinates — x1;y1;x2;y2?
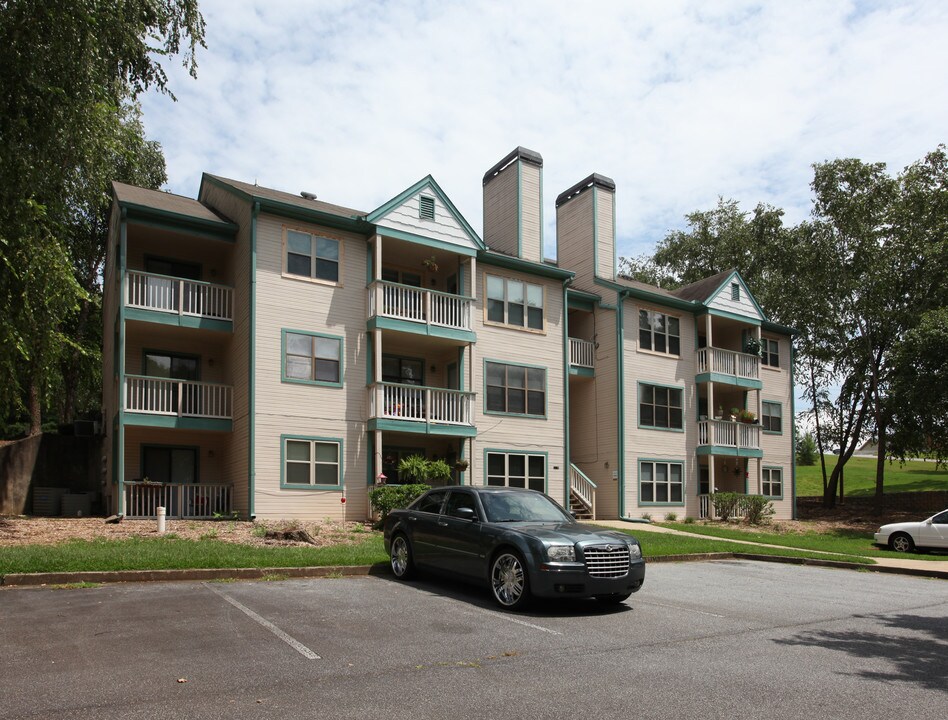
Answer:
28;378;42;436
874;420;888;516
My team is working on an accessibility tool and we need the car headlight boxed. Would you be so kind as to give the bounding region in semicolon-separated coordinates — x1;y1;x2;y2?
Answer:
547;544;576;562
629;543;642;559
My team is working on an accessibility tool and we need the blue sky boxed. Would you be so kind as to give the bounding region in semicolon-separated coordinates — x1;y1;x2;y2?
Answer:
142;0;948;262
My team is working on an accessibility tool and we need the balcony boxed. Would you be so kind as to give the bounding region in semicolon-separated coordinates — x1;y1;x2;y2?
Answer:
367;280;474;338
126;270;233;328
124;376;233;429
697;419;761;455
696;346;760;387
124;481;232;519
368;382;476;435
568;338;595;375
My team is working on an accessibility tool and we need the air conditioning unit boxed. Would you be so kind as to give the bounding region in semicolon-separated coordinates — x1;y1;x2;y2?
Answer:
73;420;101;436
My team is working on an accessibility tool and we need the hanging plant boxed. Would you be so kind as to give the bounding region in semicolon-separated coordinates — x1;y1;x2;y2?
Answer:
422;255;439;272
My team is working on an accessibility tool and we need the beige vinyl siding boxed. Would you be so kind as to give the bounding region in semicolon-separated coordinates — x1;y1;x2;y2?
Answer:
251;212;368;521
595;189;615;281
520;162;542;263
470;264;567;504
555;191;596;294
758;332;794;519
378;193;475;250
482;162;519;258
623;303;698;518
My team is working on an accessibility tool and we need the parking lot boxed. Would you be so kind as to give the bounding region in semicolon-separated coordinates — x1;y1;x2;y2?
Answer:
2;560;946;719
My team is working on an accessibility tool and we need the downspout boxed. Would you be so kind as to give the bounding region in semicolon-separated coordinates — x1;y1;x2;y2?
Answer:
617;289;629;517
791;342;797;520
562;278;571;509
248;202;259;519
117;208;127;516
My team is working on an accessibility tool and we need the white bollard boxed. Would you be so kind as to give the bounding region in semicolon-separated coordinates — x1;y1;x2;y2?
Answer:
157;506;166;534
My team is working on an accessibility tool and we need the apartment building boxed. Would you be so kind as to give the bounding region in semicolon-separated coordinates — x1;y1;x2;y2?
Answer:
102;147;796;522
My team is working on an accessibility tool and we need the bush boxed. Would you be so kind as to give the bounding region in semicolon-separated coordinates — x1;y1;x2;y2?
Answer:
368;484;430;526
743;495;775;525
664;512;678;522
710;492;742;521
796;432;818;466
641;513;652;521
683;516;695;524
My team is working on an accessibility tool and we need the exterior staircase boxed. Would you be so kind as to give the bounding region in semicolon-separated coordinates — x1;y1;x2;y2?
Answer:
568;463;596;520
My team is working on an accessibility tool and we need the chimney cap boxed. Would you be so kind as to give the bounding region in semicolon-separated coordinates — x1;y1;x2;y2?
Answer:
555;173;615;208
482;146;543;186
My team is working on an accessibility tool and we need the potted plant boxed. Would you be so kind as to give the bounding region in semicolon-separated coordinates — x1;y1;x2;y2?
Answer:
422;255;439;273
744;337;763;357
730;407;740;422
454;459;469;472
715;405;723;421
739;409;757;424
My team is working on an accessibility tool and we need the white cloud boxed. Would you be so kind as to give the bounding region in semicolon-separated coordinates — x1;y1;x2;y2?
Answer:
142;0;948;259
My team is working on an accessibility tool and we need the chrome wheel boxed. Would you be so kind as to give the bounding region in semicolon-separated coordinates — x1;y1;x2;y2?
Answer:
491;551;529;609
889;533;914;553
390;535;414;579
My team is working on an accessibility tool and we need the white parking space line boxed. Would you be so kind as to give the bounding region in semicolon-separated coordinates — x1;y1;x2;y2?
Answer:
641;599;726;618
205;584;321;660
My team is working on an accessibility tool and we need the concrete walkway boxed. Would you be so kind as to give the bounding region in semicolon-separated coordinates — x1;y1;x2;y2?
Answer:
592;520;948;574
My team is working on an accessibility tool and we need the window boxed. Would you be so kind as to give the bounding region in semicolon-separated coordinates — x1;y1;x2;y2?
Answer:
486;452;545;491
414;489;447;514
640;461;684;504
285;228;340;283
283;331;342;386
762;401;782;433
382;355;423;386
485;361;545;416
731;282;740;301
762;467;782;497
639;384;683;430
761;338;780;368
486;275;544;330
639;309;680;355
419;195;435;220
142;446;197;484
283;437;341;488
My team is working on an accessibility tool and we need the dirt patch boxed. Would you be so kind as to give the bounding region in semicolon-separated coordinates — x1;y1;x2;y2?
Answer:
0;516;377;548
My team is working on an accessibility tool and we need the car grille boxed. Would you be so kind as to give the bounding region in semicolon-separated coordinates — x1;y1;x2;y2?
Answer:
584;545;630;578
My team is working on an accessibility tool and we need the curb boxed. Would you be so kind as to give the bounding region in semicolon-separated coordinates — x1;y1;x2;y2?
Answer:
2;555;945;587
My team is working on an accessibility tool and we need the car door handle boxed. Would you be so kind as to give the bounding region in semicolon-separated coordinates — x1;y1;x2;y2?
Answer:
438;521;448;527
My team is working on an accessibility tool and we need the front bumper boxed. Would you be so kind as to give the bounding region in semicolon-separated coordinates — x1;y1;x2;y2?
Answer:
530;559;646;599
873;532;887;547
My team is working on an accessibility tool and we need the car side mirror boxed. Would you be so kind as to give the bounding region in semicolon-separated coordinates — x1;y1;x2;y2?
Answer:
925;519;933;525
455;506;477;521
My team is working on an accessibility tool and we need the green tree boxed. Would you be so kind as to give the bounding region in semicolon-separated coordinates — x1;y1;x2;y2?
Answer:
0;1;204;434
796;432;818;466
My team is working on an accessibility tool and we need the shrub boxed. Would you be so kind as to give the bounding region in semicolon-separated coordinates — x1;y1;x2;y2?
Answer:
743;495;775;525
796;432;818;466
641;513;652;521
710;492;742;521
368;483;430;526
683;516;695;524
664;512;678;522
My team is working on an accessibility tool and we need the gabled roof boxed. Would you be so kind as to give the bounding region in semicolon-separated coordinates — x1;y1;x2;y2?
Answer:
671;269;735;302
202;174;366;220
112;181;234;228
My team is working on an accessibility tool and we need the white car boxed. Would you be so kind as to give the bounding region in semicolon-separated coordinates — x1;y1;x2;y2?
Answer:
874;509;948;553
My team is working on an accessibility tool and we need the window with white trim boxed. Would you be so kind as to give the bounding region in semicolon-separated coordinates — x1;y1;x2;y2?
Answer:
486;361;545;416
639;309;680;355
762;467;782;497
640;461;684;504
284;438;340;487
639;384;684;430
285;228;340;283
761;338;780;368
486;452;545;492
284;331;342;385
486;275;544;330
762;401;782;433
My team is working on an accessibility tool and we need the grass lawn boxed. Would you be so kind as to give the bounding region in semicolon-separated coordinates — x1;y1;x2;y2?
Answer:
658;521;947;562
796;455;948;497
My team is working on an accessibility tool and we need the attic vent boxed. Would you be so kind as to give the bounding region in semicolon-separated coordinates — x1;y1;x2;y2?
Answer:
419;195;435;220
301;191;318;201
731;282;740;301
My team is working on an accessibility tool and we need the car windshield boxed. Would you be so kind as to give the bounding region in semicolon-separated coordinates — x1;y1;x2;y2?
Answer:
481;491;571;523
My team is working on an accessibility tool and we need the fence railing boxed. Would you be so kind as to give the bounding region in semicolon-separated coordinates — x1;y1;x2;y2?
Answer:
569;463;597;517
697;419;760;450
124;376;233;419
368;382;474;426
126;270;233;321
698;493;751;521
366;281;472;331
696;346;759;380
569;338;595;369
125;482;232;519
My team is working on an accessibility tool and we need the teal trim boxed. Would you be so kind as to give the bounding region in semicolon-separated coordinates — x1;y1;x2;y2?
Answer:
482;448;550;494
569;366;595;378
139;443;201;482
637;381;686;432
365;175;485;249
790;343;797;519
280;434;344;491
696;446;763;459
538;163;544;259
694;371;763;390
281;328;344;388
117;209;128;515
124;413;233;432
249;202;259;518
478;250;574;280
636;458;686;507
517;160;523;258
458;347;465;392
617;290;626;516
118;201;238;239
374;226;478;256
596;277;698;313
366;244;374;287
483;358;548;419
611;186;617;281
367;418;477;437
126;308;232;333
367;433;375;487
762;318;798;336
762;465;786;500
762;400;784;435
562;279;570;507
704;308;763;326
592;186;599;278
366;333;374;386
566;289;599;312
367;316;477;344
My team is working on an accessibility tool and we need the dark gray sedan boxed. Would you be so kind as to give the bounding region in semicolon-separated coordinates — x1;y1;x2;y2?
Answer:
383;486;645;610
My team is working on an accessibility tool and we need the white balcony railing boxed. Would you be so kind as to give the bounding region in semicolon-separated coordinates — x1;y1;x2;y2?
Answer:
369;382;474;426
698;494;751;521
367;281;472;332
124;376;233;420
569;338;595;369
697;419;760;450
569;463;597;518
126;270;233;322
125;482;232;519
696;346;759;380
